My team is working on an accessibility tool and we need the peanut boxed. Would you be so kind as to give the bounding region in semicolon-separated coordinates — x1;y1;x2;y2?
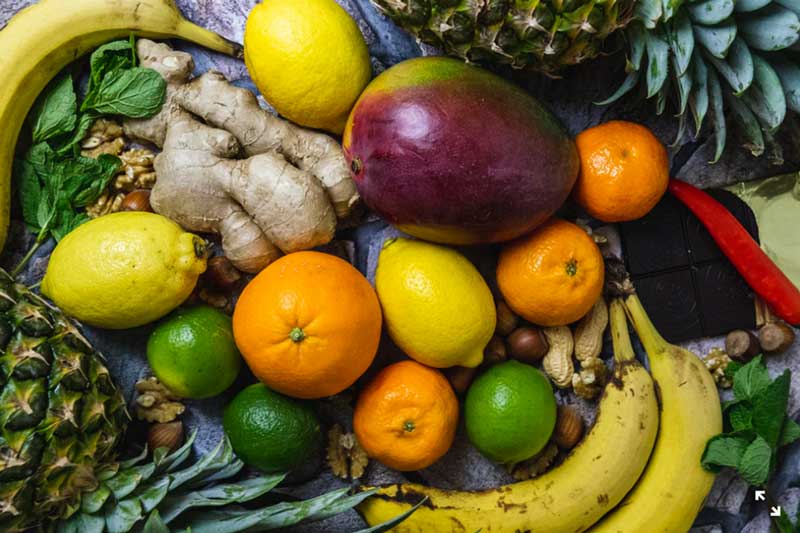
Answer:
542;326;574;388
574;298;608;362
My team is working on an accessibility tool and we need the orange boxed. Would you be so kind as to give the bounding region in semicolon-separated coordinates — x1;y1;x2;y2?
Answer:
573;120;669;222
232;251;382;399
354;360;458;471
497;219;604;327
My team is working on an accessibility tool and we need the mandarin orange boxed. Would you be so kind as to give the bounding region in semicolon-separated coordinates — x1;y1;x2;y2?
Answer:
232;251;381;399
573;120;669;222
354;360;458;471
497;219;604;327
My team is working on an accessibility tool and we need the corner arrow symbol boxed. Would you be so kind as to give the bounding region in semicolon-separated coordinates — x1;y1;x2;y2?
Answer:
755;490;766;501
771;506;782;517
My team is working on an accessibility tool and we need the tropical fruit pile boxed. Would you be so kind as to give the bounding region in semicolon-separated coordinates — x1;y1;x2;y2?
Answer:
0;0;799;531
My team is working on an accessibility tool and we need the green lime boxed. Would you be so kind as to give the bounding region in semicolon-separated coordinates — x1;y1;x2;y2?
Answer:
147;306;241;399
464;360;557;464
223;383;322;473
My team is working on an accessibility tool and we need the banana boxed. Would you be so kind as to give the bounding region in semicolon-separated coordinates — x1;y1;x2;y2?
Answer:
358;299;659;532
590;294;723;533
0;0;241;253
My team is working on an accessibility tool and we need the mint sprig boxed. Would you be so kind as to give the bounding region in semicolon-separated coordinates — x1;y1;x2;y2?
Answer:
701;355;800;486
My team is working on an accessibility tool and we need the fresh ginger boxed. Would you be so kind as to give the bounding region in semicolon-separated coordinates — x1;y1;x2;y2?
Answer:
123;40;359;272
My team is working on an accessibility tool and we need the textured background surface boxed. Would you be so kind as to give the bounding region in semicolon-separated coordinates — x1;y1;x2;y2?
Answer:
2;1;800;531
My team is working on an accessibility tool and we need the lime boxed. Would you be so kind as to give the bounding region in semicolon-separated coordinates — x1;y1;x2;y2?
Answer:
147;306;240;399
223;383;322;473
464;360;557;463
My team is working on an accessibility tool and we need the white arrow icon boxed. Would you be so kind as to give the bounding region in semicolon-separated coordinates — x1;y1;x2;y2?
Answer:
755;490;766;501
770;506;782;517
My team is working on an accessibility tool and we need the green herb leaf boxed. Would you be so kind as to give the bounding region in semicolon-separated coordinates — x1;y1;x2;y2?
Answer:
753;370;791;448
53;112;97;157
15;159;42;232
83;39;136;109
733;355;771;400
725;360;744;379
780;417;800;447
31;75;77;144
739;435;772;485
729;402;754;431
701;434;751;472
84;67;166;118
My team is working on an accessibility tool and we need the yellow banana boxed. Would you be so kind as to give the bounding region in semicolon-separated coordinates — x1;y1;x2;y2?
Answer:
590;294;723;533
359;299;659;532
0;0;241;253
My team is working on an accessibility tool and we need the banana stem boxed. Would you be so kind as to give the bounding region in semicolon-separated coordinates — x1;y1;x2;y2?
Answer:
610;299;635;363
623;294;670;355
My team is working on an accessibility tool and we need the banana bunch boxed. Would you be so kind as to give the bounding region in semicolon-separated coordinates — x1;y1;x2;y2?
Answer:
359;296;723;532
0;0;241;253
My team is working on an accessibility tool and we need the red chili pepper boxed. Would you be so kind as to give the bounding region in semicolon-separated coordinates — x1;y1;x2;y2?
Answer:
668;179;800;325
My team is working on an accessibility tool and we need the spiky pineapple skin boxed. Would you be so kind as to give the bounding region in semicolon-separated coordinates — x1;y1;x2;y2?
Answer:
0;269;129;531
373;0;634;73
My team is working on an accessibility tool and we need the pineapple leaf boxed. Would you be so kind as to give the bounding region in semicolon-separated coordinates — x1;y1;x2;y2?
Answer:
671;111;690;147
56;512;105;533
687;0;734;25
138;475;171;513
105;462;156;500
119;445;148;469
160;429;197;473
636;0;664;28
645;28;671;97
158;475;285;524
703;37;754;94
595;71;640;104
775;0;800;16
739;5;800;51
662;0;677;21
143;510;170;533
353;496;429;533
735;0;771;12
103;497;143;533
707;68;727;162
724;91;766;156
185;458;244;488
772;54;800;112
656;80;669;113
168;437;233;490
693;18;737;58
741;54;788;130
80;483;111;514
669;10;695;75
690;51;710;133
674;61;694;113
626;23;647;72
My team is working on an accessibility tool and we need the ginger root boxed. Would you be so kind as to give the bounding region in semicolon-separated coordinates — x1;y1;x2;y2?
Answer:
123;40;359;272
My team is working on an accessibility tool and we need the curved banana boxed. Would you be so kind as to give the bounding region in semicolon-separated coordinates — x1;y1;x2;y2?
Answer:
0;0;241;253
590;294;723;533
359;299;659;532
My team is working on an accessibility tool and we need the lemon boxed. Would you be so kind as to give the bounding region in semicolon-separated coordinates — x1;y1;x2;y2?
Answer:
42;212;207;329
244;0;372;134
375;238;496;368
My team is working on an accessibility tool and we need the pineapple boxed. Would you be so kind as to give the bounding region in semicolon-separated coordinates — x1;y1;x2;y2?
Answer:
0;269;129;531
601;0;800;161
371;0;635;73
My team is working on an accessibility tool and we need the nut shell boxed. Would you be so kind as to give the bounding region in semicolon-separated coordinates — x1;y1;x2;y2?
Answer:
121;189;153;212
147;421;184;453
483;335;508;365
542;327;574;388
553;405;584;449
495;300;519;337
204;256;242;291
758;322;796;354
508;327;549;363
445;366;477;395
574;299;608;362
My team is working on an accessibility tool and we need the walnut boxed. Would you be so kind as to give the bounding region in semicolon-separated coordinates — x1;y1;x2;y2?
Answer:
115;148;157;191
508;442;559;480
327;424;369;480
704;348;733;389
572;357;608;400
86;190;126;218
81;118;126;158
135;376;185;423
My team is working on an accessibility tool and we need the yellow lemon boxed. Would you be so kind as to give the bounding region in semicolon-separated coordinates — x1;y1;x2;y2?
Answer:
375;238;496;368
42;212;207;329
244;0;372;134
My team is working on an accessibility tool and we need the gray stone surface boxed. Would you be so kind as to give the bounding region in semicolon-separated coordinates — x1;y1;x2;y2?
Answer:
2;1;800;532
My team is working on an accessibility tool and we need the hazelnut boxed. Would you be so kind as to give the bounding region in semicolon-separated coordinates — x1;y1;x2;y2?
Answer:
444;366;477;395
204;256;242;291
495;300;519;337
147;421;184;453
508;327;549;363
120;189;153;212
553;405;584;449
724;330;760;362
758;322;796;354
483;335;507;365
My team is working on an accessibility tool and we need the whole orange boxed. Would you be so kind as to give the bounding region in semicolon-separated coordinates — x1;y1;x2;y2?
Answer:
497;219;604;327
573;120;669;222
233;251;381;399
354;360;458;471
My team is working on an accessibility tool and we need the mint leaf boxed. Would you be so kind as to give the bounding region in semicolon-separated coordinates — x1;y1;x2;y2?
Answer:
780;418;800;447
725;360;744;380
53;112;97;157
30;75;77;144
753;371;791;449
729;403;754;432
701;434;752;472
733;355;771;401
739;436;772;486
70;154;120;207
84;67;166;118
15;159;42;231
83;39;136;109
